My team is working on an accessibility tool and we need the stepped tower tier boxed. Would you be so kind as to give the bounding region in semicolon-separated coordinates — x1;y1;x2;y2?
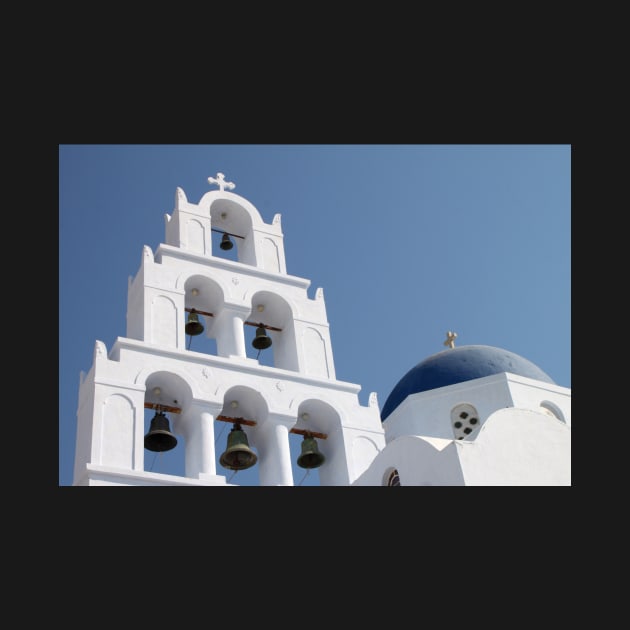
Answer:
164;175;287;273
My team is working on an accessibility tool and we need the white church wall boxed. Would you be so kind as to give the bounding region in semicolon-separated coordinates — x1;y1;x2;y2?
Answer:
74;370;96;484
457;408;571;485
321;409;386;485
300;326;330;378
355;404;571;486
78;464;229;486
384;373;516;442
505;375;571;426
164;208;179;249
261;236;281;273
166;190;212;255
352;435;465;486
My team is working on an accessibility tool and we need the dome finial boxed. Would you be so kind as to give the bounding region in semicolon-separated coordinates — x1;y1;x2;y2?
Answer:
444;331;458;348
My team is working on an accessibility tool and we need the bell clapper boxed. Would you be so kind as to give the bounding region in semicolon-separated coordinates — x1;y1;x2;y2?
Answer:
148;451;158;472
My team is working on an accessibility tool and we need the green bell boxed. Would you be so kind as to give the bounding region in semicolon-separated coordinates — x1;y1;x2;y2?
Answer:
220;233;234;250
219;424;258;471
185;309;204;336
297;434;325;469
144;411;178;452
252;325;272;350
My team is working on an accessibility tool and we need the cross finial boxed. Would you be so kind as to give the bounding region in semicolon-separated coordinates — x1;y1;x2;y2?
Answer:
208;172;235;191
444;331;458;348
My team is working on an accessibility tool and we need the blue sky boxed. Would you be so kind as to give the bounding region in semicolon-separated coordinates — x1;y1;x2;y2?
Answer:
59;144;571;487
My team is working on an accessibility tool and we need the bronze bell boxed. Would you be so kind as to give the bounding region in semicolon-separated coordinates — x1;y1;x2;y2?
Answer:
219;424;258;471
252;324;272;350
297;434;325;469
186;309;204;336
220;233;234;250
144;411;178;452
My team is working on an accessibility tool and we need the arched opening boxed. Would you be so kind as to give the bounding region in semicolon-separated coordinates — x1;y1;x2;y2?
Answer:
540;400;566;423
384;468;401;486
142;372;192;479
214;386;267;486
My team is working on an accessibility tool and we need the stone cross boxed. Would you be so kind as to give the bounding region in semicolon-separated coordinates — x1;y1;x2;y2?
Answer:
444;331;458;348
208;172;235;191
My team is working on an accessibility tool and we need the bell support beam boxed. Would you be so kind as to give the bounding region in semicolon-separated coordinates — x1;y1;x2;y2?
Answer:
185;307;214;318
289;427;327;440
184;308;282;331
147;408;327;439
216;415;257;427
145;402;182;413
210;228;245;240
215;415;327;439
244;321;282;331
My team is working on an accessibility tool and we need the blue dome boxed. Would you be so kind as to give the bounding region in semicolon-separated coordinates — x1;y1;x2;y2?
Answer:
380;345;555;421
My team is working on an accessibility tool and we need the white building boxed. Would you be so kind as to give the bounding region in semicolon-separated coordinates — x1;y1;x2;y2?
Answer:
73;173;571;486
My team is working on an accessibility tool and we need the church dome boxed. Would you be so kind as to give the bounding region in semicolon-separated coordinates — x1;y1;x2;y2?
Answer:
380;345;555;421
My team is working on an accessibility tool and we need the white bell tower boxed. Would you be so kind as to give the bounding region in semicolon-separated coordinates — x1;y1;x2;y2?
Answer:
73;173;385;486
